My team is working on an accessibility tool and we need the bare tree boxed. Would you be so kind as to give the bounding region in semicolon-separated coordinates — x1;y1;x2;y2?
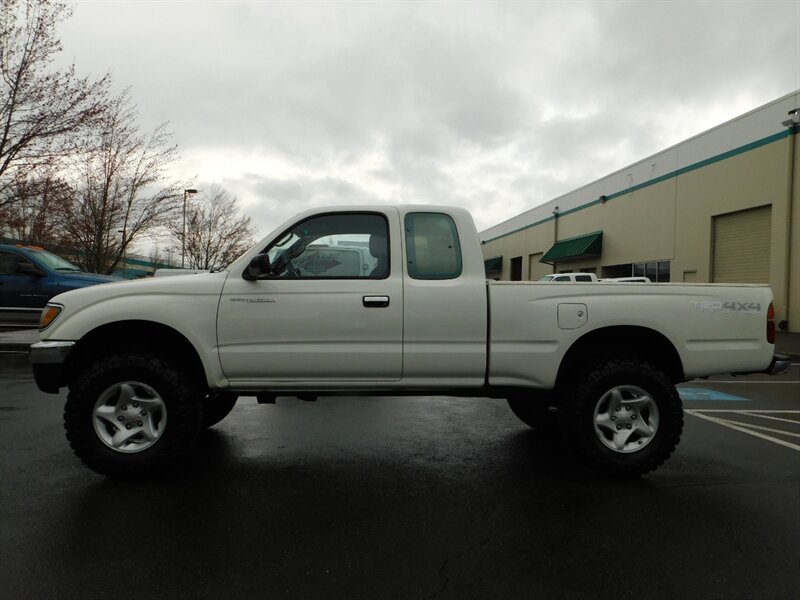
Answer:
0;169;70;245
0;0;110;207
171;184;255;271
148;244;165;269
62;90;182;274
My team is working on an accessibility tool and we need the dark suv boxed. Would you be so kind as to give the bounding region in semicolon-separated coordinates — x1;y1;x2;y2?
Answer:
0;244;118;327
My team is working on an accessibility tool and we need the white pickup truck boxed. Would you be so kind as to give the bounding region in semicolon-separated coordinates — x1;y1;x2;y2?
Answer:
30;205;789;478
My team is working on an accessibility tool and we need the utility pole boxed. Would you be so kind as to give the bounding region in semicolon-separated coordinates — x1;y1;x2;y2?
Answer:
182;188;198;268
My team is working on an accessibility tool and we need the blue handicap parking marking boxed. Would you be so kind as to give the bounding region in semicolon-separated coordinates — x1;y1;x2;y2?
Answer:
678;387;749;402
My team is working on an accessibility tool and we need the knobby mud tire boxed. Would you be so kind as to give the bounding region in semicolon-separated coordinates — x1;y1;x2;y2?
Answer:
560;358;683;478
64;353;202;477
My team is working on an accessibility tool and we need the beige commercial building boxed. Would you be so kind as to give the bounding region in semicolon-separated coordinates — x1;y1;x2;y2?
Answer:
480;91;800;333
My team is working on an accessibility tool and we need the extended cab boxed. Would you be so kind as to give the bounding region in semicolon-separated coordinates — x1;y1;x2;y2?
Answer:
29;206;789;477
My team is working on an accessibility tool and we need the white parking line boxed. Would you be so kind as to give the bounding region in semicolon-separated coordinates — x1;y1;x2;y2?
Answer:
737;412;800;425
691;380;800;384
686;409;800;452
691;409;800;414
706;418;800;438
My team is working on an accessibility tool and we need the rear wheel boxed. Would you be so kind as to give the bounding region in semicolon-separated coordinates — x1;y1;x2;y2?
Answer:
64;353;202;477
560;358;683;477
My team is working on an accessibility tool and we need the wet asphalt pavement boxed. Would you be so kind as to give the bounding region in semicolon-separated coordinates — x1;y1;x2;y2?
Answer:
1;353;799;600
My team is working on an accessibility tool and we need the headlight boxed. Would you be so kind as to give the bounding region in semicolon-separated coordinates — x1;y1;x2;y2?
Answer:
39;304;63;330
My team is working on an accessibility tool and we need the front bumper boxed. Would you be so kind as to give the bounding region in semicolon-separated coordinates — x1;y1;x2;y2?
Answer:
29;341;75;394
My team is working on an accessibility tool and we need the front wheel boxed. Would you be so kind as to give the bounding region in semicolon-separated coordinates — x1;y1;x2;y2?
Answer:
560;358;683;477
64;353;203;477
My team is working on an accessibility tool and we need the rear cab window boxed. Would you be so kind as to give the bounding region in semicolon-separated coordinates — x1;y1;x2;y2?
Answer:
404;213;462;280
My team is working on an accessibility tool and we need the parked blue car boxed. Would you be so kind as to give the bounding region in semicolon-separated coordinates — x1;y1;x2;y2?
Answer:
0;244;119;327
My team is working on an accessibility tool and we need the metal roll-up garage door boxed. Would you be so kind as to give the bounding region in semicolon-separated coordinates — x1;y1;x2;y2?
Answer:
712;205;771;283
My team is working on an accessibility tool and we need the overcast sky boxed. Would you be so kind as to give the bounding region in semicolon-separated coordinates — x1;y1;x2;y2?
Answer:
57;1;800;237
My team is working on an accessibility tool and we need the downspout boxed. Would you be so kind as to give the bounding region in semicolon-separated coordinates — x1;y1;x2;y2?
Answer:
781;110;798;330
552;206;559;274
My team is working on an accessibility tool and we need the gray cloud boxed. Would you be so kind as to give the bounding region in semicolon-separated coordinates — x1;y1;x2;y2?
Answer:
56;1;799;236
235;172;389;236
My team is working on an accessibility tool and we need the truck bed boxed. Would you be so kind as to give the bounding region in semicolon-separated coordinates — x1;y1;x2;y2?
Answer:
487;281;775;388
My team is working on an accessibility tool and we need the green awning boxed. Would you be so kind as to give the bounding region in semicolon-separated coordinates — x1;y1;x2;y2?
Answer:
484;256;503;273
540;231;602;264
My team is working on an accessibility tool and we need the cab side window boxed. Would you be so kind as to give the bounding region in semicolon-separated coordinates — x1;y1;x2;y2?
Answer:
0;251;20;276
404;213;462;280
264;213;389;279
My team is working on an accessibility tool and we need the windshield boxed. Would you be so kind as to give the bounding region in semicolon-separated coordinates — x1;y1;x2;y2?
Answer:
28;249;81;272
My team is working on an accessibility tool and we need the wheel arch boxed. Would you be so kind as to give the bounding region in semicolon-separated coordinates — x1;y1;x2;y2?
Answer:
556;325;685;387
66;320;209;390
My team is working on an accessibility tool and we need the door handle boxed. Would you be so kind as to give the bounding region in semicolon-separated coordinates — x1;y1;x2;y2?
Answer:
363;295;390;308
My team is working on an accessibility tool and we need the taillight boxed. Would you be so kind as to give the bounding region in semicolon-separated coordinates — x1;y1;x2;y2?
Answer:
767;302;775;344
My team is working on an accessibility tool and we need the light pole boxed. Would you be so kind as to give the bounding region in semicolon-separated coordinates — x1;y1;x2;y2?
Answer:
182;188;198;268
117;228;126;278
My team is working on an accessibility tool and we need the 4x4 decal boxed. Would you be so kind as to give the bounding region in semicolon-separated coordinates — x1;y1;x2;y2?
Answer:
692;301;762;314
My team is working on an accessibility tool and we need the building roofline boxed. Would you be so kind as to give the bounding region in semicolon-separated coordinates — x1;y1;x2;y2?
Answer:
480;89;800;242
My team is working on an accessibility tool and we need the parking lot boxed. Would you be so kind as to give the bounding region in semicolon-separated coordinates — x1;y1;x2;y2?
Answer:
1;345;798;600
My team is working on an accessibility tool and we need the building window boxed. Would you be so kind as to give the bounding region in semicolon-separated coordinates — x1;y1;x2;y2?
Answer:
510;256;522;281
657;261;671;282
633;260;670;282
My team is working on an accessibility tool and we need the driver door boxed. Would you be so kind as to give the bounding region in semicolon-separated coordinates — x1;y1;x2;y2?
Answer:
217;210;403;385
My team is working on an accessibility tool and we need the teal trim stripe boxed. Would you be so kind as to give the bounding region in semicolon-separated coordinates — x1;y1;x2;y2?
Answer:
124;256;173;269
483;127;796;244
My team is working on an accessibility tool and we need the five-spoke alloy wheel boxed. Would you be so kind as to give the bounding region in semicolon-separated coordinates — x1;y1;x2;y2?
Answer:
93;381;168;453
593;385;659;453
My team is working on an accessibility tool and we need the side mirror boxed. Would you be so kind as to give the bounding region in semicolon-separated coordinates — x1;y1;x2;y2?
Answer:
17;261;42;277
242;253;271;281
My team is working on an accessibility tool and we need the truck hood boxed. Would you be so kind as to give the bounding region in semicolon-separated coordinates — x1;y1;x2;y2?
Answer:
56;271;121;285
44;271;230;333
49;271;228;305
